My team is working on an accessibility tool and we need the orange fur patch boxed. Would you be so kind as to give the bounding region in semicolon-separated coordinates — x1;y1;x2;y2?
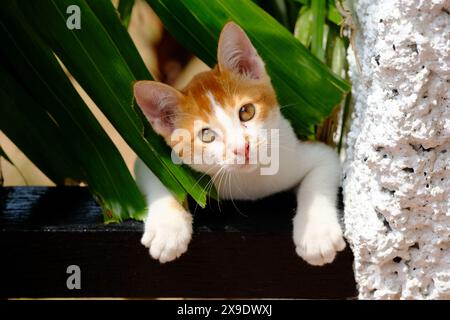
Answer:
170;66;277;143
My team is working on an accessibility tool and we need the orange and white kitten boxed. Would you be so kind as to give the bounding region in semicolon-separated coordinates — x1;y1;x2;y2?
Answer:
133;22;346;266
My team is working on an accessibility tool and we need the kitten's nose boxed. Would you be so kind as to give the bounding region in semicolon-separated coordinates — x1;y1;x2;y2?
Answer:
233;142;250;159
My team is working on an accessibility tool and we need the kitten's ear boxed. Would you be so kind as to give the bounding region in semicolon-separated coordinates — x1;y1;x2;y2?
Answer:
217;22;267;80
134;81;182;137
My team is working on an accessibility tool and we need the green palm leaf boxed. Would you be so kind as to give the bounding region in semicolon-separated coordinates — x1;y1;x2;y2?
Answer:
0;1;146;222
15;0;212;208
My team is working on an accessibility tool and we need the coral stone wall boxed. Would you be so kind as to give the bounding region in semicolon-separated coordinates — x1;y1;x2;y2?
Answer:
343;0;450;299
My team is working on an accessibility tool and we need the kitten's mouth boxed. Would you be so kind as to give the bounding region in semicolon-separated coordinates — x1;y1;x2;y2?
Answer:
231;151;259;172
222;142;259;172
237;163;259;174
240;155;250;166
226;163;257;174
236;142;251;165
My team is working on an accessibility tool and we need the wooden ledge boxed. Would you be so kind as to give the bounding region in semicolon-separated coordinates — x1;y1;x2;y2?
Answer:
0;187;356;299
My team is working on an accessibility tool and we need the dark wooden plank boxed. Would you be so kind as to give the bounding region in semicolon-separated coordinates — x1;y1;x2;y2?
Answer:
0;187;356;299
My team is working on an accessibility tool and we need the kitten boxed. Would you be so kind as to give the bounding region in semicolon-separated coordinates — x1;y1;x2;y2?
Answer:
133;22;346;266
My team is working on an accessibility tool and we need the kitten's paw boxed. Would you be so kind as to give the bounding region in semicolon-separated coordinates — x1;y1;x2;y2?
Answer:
293;218;346;266
141;206;192;263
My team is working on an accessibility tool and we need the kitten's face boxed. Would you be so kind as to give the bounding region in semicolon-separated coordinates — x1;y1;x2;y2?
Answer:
134;22;280;175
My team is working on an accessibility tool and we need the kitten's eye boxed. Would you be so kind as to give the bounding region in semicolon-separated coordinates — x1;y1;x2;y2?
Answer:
199;128;216;143
239;103;255;122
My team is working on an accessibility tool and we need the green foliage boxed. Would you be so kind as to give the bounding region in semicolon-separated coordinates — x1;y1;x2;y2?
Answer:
311;0;326;62
293;0;351;147
117;0;135;28
0;1;146;221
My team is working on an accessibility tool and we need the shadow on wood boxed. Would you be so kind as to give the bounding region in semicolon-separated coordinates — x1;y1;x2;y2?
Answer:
0;187;357;299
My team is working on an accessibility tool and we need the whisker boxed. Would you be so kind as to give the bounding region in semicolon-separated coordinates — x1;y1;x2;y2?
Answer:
190;164;218;191
278;102;304;110
215;167;228;213
227;173;248;218
193;165;221;215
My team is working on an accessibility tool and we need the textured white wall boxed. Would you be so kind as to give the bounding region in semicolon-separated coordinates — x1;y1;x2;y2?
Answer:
343;0;450;299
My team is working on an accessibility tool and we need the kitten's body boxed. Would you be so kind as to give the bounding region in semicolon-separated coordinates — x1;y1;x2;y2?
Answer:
134;22;345;266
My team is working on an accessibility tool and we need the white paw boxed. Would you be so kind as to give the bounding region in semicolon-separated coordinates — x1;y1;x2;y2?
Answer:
293;218;346;266
141;205;192;263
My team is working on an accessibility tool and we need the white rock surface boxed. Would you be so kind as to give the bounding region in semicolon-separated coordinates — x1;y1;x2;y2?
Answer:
343;0;450;299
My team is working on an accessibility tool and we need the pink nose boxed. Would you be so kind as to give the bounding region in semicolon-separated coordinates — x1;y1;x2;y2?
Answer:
233;142;250;159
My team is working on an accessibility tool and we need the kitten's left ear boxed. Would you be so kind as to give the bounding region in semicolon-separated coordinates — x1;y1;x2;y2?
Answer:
217;22;267;81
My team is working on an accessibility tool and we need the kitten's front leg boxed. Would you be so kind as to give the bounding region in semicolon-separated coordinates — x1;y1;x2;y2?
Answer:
293;147;346;266
135;159;192;263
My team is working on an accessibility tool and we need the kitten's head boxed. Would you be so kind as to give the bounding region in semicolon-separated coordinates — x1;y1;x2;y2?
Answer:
134;22;280;175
